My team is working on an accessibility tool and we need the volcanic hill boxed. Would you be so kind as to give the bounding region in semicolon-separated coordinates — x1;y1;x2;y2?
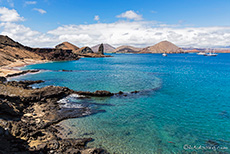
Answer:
112;45;142;53
140;41;184;53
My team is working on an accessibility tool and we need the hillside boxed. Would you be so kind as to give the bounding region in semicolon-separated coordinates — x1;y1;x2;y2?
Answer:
140;41;184;53
91;44;115;53
0;35;79;67
0;36;43;66
112;45;142;53
55;42;79;51
73;46;94;54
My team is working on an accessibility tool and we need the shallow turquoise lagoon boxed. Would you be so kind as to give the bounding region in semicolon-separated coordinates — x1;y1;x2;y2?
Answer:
12;53;230;153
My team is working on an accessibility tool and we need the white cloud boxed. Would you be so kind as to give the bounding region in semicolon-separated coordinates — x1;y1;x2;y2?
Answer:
116;10;143;21
0;22;56;47
0;7;24;22
25;1;37;5
33;8;46;14
94;15;99;21
47;22;230;48
0;7;229;48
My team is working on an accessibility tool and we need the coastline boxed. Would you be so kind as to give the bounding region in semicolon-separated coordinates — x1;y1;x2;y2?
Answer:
0;54;112;77
0;79;111;153
0;56;124;153
0;59;48;77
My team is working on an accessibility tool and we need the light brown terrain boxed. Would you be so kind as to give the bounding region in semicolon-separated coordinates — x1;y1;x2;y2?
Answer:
0;36;45;76
55;41;80;51
112;45;142;53
140;41;184;53
55;42;95;55
0;35;79;77
0;36;43;67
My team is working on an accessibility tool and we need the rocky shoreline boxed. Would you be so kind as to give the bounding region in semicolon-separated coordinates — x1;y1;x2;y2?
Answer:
0;78;111;154
0;35;112;77
0;71;162;154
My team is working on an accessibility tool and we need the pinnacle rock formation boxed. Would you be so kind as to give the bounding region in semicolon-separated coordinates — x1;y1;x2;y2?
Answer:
98;43;104;55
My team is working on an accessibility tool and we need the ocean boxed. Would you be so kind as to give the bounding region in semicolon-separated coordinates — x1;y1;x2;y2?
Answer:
11;53;230;153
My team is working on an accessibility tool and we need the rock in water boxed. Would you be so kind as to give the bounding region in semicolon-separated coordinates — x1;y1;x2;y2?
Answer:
0;76;7;83
98;43;104;55
91;43;115;53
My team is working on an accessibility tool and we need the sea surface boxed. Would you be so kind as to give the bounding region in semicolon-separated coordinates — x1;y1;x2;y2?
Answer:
11;53;230;153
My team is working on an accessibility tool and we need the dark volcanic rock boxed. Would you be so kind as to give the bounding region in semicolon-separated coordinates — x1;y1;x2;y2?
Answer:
0;126;31;154
131;90;140;94
98;43;104;55
0;76;7;83
0;81;109;153
30;48;80;61
76;90;114;97
6;69;39;77
0;99;22;120
6;80;44;89
74;46;94;54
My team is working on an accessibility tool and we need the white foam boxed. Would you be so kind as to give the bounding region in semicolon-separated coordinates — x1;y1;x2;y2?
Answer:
57;94;85;109
68;93;85;98
62;103;83;109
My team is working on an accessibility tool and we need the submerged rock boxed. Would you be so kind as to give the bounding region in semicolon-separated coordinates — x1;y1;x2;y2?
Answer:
6;80;44;89
6;69;39;77
76;90;114;97
130;90;140;94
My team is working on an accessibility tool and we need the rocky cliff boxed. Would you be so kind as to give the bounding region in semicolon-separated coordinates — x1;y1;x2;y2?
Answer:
0;80;109;153
98;43;104;55
91;43;115;53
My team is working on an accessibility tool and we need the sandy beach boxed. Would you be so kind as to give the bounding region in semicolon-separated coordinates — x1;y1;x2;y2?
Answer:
0;59;47;77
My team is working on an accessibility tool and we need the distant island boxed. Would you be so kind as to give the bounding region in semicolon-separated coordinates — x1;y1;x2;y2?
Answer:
1;35;230;77
0;34;230;153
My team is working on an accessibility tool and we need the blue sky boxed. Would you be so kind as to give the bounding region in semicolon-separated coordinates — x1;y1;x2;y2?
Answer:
0;0;230;48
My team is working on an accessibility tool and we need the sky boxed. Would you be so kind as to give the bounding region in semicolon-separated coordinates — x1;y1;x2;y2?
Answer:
0;0;230;48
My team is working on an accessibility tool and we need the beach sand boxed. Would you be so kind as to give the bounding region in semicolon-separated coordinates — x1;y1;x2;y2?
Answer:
0;59;47;77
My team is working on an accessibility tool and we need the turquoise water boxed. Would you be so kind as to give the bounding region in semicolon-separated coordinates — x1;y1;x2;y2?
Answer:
12;54;230;153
